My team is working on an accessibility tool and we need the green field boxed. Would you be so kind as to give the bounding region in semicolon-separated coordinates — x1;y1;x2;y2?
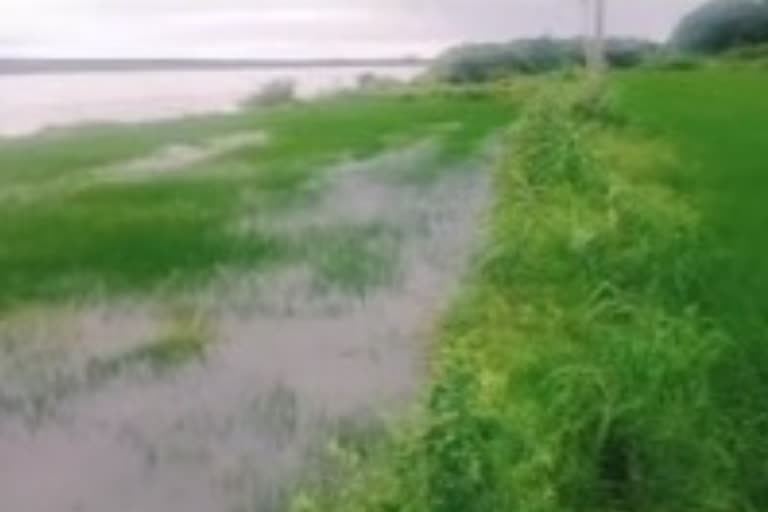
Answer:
0;94;510;309
295;69;768;512
617;69;768;329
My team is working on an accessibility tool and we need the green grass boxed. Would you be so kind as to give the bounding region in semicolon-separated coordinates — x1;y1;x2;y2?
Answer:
293;70;768;512
615;69;768;509
616;69;768;319
0;94;512;310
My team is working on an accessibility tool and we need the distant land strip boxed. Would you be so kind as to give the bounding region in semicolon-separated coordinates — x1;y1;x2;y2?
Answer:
0;57;430;74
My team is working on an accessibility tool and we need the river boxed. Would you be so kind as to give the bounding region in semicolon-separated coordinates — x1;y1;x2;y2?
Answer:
0;66;423;137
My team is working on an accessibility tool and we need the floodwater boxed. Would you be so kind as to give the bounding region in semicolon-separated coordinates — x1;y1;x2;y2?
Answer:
0;142;495;512
0;66;423;137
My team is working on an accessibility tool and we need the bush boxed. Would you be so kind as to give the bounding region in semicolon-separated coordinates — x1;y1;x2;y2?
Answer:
241;78;296;108
356;73;402;91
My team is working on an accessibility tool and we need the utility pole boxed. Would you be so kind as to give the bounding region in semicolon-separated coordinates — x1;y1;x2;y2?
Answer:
594;0;606;73
583;0;606;74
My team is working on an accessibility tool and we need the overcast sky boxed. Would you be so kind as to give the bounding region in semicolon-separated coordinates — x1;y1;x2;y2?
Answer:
1;0;706;59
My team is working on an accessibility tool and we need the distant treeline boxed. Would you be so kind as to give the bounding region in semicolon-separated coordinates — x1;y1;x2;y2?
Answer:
430;0;768;82
428;38;657;82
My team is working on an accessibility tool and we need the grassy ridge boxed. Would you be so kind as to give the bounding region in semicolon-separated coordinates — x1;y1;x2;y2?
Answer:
296;71;768;511
0;95;511;309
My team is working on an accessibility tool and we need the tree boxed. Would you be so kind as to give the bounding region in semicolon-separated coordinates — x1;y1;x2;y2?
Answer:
671;0;768;53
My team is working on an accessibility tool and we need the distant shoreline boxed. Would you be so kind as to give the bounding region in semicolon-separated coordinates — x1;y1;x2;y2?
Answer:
0;58;430;75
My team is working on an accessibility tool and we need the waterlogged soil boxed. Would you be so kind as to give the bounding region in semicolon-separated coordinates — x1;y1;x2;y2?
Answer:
0;142;495;512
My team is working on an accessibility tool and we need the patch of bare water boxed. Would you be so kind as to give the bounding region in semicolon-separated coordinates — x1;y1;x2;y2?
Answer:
0;142;495;512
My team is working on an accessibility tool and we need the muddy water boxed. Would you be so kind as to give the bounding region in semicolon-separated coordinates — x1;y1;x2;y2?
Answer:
0;144;493;512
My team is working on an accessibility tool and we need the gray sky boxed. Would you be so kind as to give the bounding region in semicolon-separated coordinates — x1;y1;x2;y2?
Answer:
1;0;706;59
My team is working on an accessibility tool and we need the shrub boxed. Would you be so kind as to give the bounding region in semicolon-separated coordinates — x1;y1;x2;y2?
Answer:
356;72;402;91
241;78;296;108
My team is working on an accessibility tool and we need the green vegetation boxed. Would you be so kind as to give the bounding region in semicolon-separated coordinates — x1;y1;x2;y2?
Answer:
618;69;768;330
428;38;659;83
294;69;768;512
616;74;768;507
4;58;767;511
0;94;511;310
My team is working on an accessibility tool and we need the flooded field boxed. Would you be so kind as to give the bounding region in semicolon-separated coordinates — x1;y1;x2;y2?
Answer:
0;94;508;512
